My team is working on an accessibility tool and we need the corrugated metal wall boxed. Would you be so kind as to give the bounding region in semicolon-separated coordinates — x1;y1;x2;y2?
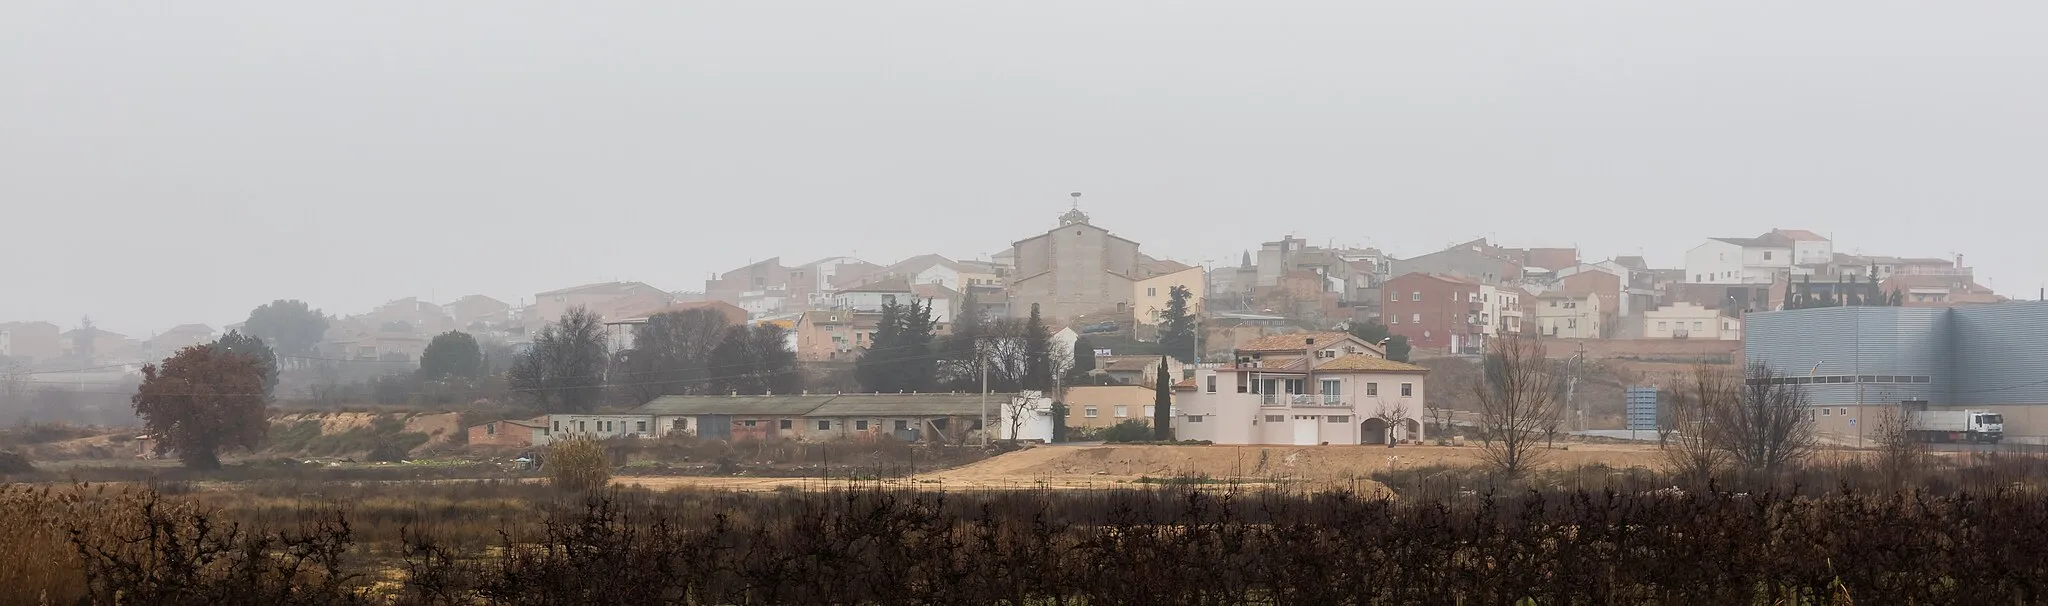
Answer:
1743;307;1949;406
1953;303;2048;405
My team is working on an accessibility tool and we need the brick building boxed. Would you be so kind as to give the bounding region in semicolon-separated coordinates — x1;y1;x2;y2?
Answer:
1382;273;1482;353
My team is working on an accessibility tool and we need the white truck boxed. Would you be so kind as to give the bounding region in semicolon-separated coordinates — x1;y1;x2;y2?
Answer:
1906;409;2004;444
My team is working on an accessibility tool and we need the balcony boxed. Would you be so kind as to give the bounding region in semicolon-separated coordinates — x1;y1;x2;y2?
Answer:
1262;393;1347;407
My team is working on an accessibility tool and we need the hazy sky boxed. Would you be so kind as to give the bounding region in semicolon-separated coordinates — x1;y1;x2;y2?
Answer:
6;2;2045;336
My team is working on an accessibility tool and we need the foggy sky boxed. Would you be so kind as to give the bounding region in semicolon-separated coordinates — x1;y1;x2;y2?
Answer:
5;2;2045;336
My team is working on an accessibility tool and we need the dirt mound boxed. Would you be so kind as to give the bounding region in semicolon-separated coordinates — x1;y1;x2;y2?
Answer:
272;412;463;448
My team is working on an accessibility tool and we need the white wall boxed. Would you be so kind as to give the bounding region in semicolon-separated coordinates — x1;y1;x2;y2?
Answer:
1793;240;1833;265
540;414;655;444
998;394;1057;441
912;265;961;289
1685;241;1743;284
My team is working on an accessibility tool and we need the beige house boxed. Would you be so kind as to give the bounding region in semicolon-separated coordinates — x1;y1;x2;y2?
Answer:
1064;385;1160;429
0;321;62;363
530;282;672;325
1642;303;1741;340
1006;203;1146;322
1133;266;1206;327
1175;332;1428;445
791;309;880;362
1533;291;1602;339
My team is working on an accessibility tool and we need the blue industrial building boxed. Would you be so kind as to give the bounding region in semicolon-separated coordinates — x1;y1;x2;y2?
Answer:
1742;303;2048;439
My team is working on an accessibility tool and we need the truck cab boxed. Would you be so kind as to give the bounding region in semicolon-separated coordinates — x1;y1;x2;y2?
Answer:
1970;412;2005;443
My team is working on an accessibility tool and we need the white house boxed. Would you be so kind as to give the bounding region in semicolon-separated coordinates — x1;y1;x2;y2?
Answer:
1685;236;1792;285
831;278;954;324
1642;303;1741;340
1171;333;1425;446
1533;291;1601;338
1766;229;1835;266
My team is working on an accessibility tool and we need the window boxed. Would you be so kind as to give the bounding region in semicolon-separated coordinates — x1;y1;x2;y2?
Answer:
1142;406;1154;417
1186;415;1204;423
1390;316;1398;324
1265;415;1286;423
779;419;793;429
1839;407;1847;416
1567;319;1578;329
671;419;685;430
636;421;647;432
1321;379;1341;396
1206;375;1217;393
817;420;831;430
1147;287;1157;297
578;421;587;432
1691;321;1702;331
896;420;909;431
1411;292;1421;301
1114;405;1129;418
1549;300;1558;308
553;420;561;432
1400;383;1413;397
1284;378;1304;394
1657;321;1667;330
1564;301;1577;309
1084;406;1099;418
1294;415;1318;420
1412;313;1421;323
1328;415;1351;423
1823;408;1831;416
856;420;869;430
1366;382;1379;396
1763;251;1772;260
744;420;758;427
485;423;496;435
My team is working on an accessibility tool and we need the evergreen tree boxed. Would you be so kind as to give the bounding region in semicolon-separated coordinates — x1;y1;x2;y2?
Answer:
856;302;905;392
1023;304;1053;392
707;323;802;395
212;330;279;398
1153;355;1174;440
1067;336;1097;383
899;298;938;392
1159;285;1198;363
418;330;484;380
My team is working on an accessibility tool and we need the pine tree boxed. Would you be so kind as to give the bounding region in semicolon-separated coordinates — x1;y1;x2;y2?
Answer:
898;298;938;392
1159;285;1198;363
1153;355;1173;441
856;302;905;392
1023;304;1053;393
1067;336;1097;383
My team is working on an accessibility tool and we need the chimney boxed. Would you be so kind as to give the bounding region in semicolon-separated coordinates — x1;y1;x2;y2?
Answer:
1956;254;1964;270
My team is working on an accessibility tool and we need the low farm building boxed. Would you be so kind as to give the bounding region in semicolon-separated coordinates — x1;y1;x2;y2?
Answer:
628;393;1045;442
467;418;548;447
540;414;658;444
633;394;838;442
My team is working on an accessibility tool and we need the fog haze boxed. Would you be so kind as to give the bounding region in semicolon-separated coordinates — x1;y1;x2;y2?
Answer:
5;1;2043;335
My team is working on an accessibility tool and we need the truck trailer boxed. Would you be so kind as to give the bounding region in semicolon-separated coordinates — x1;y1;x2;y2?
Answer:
1906;409;2003;444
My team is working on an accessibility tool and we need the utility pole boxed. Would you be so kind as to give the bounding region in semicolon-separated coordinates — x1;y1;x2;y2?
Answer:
979;352;990;446
1568;342;1587;431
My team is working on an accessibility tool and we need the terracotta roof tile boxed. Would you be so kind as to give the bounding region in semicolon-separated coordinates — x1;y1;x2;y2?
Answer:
1313;355;1430;373
1238;331;1358;352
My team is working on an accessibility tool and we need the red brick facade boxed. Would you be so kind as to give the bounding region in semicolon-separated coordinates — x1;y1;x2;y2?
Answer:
1382;273;1483;352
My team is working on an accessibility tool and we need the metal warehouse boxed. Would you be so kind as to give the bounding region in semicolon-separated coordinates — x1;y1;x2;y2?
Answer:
1743;303;2048;441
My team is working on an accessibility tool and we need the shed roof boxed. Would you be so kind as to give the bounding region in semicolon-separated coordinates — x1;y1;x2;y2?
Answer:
804;393;1017;417
634;395;838;416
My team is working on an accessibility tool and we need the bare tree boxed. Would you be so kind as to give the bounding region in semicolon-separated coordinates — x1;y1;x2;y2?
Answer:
1424;403;1451;441
1474;336;1564;476
1709;363;1818;475
1661;364;1731;487
1871;405;1925;490
1374;399;1411;446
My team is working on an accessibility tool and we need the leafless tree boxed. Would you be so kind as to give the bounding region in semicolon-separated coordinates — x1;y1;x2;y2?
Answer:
1001;394;1039;441
1474;336;1564;476
1661;364;1732;487
0;359;28;408
1424;403;1451;440
1374;400;1411;445
1709;363;1818;475
1871;405;1925;489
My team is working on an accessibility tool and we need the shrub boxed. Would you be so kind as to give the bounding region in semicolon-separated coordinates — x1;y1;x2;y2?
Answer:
547;438;611;492
1099;420;1154;443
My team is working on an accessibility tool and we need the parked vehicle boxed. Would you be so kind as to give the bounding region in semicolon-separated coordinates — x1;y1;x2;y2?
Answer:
1080;321;1120;334
1907;409;2003;443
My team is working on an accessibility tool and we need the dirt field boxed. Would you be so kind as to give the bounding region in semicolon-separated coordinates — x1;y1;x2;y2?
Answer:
616;442;1682;494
